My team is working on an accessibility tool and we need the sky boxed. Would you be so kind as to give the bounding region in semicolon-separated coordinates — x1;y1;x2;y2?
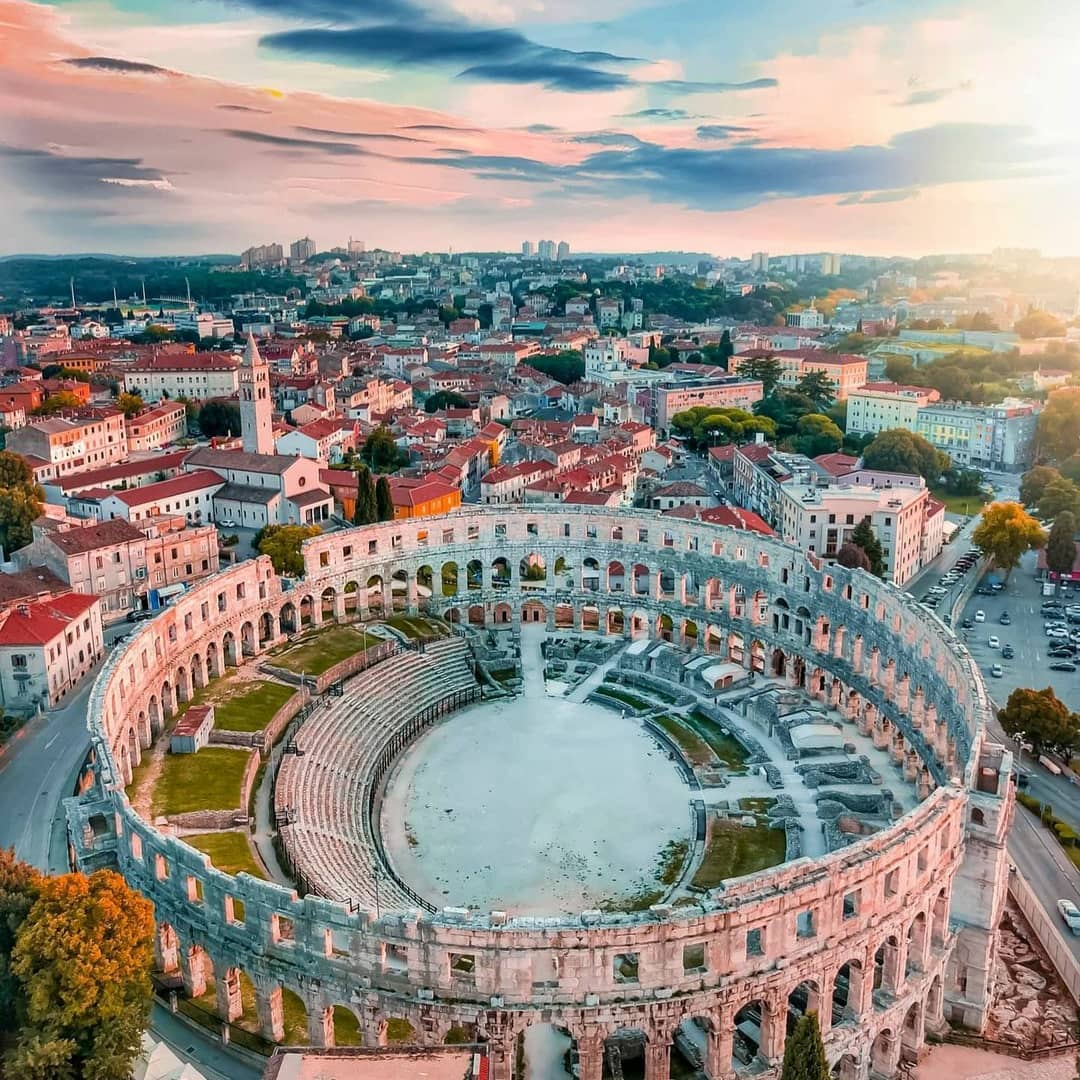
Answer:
1;0;1079;257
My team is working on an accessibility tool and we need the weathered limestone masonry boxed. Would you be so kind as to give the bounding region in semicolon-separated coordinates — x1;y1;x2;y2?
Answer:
66;508;1012;1080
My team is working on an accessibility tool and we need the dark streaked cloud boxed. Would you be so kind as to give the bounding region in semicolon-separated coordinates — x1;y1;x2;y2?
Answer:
570;132;648;148
63;56;171;75
524;124;562;134
294;126;425;144
458;61;632;92
0;143;172;198
216;103;272;113
218;129;377;156
623;108;695;121
402;124;482;134
899;80;973;107
696;124;756;140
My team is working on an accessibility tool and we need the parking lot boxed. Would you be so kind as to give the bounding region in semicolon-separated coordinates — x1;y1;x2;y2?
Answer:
958;549;1080;711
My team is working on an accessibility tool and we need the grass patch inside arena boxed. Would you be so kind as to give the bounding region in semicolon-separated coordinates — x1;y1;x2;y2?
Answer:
209;680;297;732
184;831;266;879
653;716;713;766
269;625;379;676
691;816;787;889
153;748;254;816
687;710;749;773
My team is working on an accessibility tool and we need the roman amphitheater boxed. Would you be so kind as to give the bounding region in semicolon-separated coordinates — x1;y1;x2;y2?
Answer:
66;506;1014;1080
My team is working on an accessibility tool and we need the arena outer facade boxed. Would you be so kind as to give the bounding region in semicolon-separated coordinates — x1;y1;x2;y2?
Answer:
67;506;1013;1080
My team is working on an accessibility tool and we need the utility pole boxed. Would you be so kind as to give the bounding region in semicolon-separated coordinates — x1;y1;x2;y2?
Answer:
70;276;76;309
141;277;147;307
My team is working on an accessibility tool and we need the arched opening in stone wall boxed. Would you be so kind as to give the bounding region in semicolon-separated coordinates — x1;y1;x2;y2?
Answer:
832;959;863;1025
832;1053;860;1080
582;557;600;592
240;621;256;658
658;612;674;641
391;569;408;611
907;912;927;975
445;607;461;624
279;602;297;636
581;604;600;631
223;631;239;668
607;607;624;634
632;563;650;596
441;562;458;597
873;936;901;996
279;987;310;1044
933;891;950;947
792;655;807;689
519;553;546;585
366;575;384;613
493;602;512;625
182;943;212;1001
926;974;943;1027
127;725;140;770
522;601;546;624
675;1017;710;1076
299;594;313;626
749;640;765;673
607;560;625;593
869;1028;896;1077
683;619;698;646
155;922;179;974
206;641;221;679
191;651;206;691
727;632;744;665
466;559;483;591
382;1017;416;1046
786;980;821;1036
658;568;676;598
322;586;339;621
491;557;510;588
733;1001;763;1071
342;581;359;617
630;610;648;637
416;565;434;601
772;649;788;678
555;603;574;629
684;570;700;604
901;1001;923;1059
148;694;162;737
259;611;274;646
468;604;486;626
174;666;190;704
521;1023;571;1079
705;627;723;655
604;1028;646;1077
331;1005;362;1046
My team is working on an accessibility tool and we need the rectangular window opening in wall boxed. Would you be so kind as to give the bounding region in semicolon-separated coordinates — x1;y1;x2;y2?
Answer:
467;526;479;541
796;909;816;938
343;545;352;559
614;952;639;983
130;833;143;862
638;528;648;543
442;529;454;545
746;927;764;958
225;895;245;925
884;869;899;899
368;539;377;554
525;522;537;536
319;551;329;568
391;534;402;550
917;847;928;874
682;943;706;974
450;953;476;979
843;890;859;920
416;531;428;547
217;592;227;613
563;522;571;538
384;943;408;974
272;914;295;945
186;876;204;905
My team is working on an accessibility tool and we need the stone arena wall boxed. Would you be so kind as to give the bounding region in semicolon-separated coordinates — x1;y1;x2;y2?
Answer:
66;508;1015;1080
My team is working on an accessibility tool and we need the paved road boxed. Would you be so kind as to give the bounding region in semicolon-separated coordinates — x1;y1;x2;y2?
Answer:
0;638;265;1080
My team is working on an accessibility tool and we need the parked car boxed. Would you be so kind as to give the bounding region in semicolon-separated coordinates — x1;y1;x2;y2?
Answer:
1050;662;1077;673
999;611;1011;625
961;618;974;629
218;518;238;528
988;635;1001;649
1002;645;1015;659
127;609;155;623
974;610;986;622
1058;899;1080;935
990;664;1004;678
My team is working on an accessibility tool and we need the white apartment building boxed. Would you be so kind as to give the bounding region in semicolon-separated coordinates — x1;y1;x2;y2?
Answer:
846;383;941;436
122;354;240;403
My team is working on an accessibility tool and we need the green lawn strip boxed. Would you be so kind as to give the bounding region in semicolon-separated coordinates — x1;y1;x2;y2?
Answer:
153;748;254;816
211;681;297;732
386;1018;416;1044
183;830;266;879
334;1007;363;1046
691;817;787;889
270;625;379;675
592;685;655;712
738;797;777;815
653;716;714;766
686;710;749;772
928;485;991;516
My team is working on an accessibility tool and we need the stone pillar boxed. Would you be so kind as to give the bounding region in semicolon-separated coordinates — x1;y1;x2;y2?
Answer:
308;1003;333;1047
382;578;393;614
644;1037;671;1080
760;995;784;1064
180;947;207;999
576;1032;605;1080
154;925;179;974
882;938;905;995
334;592;346;620
705;1011;735;1080
406;579;419;614
256;983;285;1044
215;964;242;1023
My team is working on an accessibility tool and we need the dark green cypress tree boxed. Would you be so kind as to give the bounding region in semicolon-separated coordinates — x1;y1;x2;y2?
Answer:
849;516;886;578
780;1012;829;1080
353;466;377;525
375;475;394;522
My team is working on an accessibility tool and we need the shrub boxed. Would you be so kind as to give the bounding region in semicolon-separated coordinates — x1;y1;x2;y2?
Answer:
1016;792;1042;813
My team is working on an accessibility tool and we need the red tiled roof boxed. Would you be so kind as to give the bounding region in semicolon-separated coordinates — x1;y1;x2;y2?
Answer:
110;469;223;505
0;592;99;646
813;452;860;476
699;505;775;535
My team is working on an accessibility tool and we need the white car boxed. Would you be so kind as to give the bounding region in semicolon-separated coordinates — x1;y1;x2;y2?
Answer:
218;519;238;529
974;610;986;623
928;587;948;596
1047;627;1069;638
988;635;1000;649
1059;899;1080;935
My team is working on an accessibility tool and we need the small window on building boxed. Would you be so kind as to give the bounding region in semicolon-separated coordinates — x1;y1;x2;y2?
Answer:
796;909;816;938
682;943;706;974
368;539;377;554
186;876;204;905
638;528;648;543
613;953;639;983
496;523;507;538
884;869;899;898
449;953;475;979
843;890;859;920
746;928;764;957
272;914;295;945
319;551;329;568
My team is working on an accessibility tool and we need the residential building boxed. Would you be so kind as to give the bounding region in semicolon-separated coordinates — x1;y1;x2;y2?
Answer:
846;383;941;436
93;470;225;524
784;304;825;330
7;409;127;481
650;481;715;511
0;566;72;617
240;243;284;268
556;241;570;261
290;236;316;263
276;419;358;463
125;402;187;453
171;312;235;340
521;241;534;257
121;353;240;403
0;593;104;708
750;251;769;273
914;399;1041;471
650;374;764;435
387;477;462;519
729;349;868;401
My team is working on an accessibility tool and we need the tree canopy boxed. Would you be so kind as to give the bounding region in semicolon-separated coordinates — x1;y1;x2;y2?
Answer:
375;475;394;522
527;351;584;386
1038;388;1080;464
861;429;950;482
197;401;241;439
423;390;470;413
1038;478;1080;523
0;450;44;554
670;406;777;449
31;392;83;417
850;517;886;578
254;524;322;576
115;392;144;419
1015;310;1066;340
739;356;784;396
836;542;872;572
360;425;406;472
1046;512;1078;582
780;1012;830;1080
1020;465;1062;509
789;413;843;457
795;370;835;412
972;502;1046;578
998;687;1080;757
353;467;377;525
1;859;154;1080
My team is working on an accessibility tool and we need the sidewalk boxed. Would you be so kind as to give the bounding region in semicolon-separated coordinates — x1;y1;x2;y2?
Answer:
913;1043;1075;1080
